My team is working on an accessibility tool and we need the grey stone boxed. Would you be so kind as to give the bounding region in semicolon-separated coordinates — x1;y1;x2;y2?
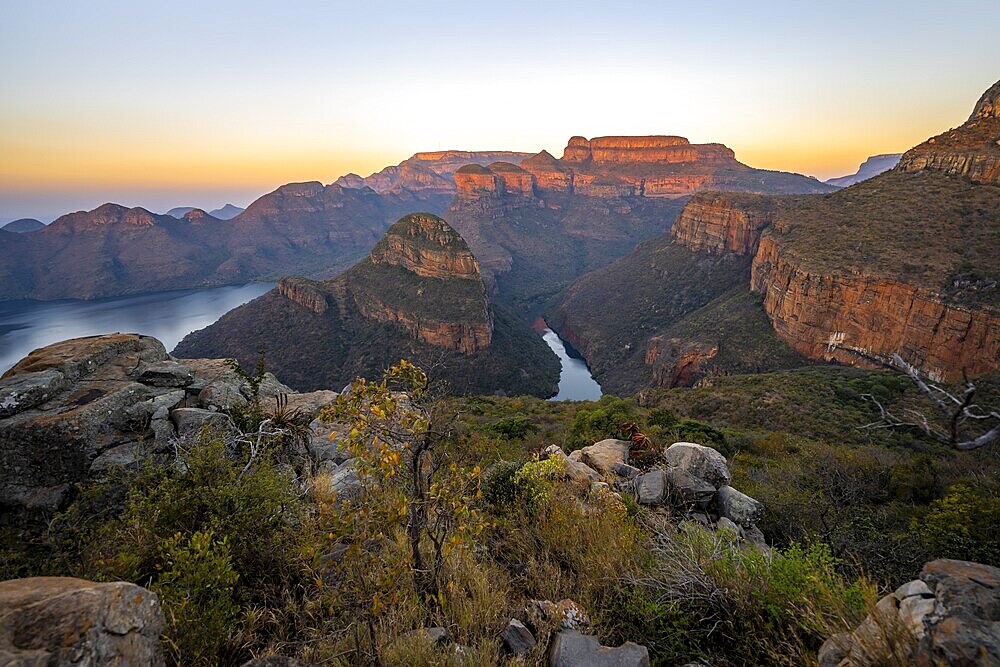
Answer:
664;467;716;509
549;630;649;667
611;462;640;479
0;369;66;418
241;658;309;667
818;633;853;667
634;470;667;505
501;618;536;655
132;360;194;387
715;485;764;528
0;577;165;666
326;459;362;500
198;381;247;411
895;579;933;599
716;516;741;536
307;419;352;464
171;407;236;440
663;441;731;487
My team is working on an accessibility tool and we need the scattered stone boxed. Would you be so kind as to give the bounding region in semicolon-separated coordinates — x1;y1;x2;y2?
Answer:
663;441;731;487
545;445;600;485
549;630;650;667
501;618;536;655
527;599;590;631
716;516;741;535
0;576;164;666
307;419;352;464
715;485;764;528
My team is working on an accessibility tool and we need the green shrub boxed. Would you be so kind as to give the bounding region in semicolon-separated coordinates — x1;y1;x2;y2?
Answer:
567;396;639;450
482;415;538;441
156;530;239;666
912;481;1000;566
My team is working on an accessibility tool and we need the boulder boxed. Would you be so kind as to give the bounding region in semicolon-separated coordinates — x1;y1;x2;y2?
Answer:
241;658;310;667
501;618;536;655
132;360;194;387
0;577;164;666
664;467;716;509
549;630;650;667
716;516;741;536
571;439;630;475
279;390;338;418
819;559;1000;667
171;407;236;440
663;441;731;487
715;485;764;528
633;470;667;505
307;419;352;464
544;445;600;485
611;462;640;479
197;381;248;411
324;459;362;500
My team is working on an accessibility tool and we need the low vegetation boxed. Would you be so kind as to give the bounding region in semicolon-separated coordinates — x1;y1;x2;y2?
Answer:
4;361;996;665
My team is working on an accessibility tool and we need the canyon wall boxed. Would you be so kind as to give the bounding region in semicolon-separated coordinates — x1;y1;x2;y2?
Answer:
750;234;1000;381
353;296;492;354
671;194;774;255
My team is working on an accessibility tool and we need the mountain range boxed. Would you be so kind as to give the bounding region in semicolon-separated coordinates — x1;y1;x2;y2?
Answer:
1;218;45;233
550;79;1000;392
165;204;245;220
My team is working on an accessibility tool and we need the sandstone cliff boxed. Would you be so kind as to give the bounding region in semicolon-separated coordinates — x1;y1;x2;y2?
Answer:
897;78;1000;185
335;150;533;198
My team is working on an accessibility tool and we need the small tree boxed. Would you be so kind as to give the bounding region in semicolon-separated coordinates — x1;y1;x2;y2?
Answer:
317;361;484;660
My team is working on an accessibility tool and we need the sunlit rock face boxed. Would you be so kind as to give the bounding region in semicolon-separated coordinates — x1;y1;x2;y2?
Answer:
898;78;1000;185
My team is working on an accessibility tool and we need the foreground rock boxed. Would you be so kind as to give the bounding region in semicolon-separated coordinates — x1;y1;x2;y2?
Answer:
0;334;336;515
549;630;650;667
820;559;1000;666
0;577;164;666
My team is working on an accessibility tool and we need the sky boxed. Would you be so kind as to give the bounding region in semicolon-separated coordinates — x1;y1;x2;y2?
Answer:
1;1;998;223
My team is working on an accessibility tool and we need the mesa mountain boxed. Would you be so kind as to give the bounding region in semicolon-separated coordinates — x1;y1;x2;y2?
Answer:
551;79;1000;393
0;142;833;301
173;213;560;396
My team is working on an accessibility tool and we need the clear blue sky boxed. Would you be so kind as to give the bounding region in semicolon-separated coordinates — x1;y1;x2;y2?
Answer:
1;0;998;221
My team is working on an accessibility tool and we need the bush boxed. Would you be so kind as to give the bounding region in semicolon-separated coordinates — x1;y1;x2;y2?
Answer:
156;531;240;666
482;415;538;441
566;396;639;450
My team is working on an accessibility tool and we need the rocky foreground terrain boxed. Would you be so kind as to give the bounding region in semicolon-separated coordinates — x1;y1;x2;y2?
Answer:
1;335;997;666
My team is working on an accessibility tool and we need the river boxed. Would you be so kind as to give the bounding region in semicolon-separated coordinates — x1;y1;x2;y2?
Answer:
541;328;602;401
0;283;274;373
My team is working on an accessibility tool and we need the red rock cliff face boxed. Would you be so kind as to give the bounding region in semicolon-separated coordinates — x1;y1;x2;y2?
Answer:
354;298;492;354
750;233;1000;381
369;213;482;280
671;194;774;255
897;79;1000;186
563;135;736;164
277;277;328;314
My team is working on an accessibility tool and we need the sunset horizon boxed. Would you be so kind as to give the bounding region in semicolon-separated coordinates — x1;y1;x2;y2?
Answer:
3;1;998;221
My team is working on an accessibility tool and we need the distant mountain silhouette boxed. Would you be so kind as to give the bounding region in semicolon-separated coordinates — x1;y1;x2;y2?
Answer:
825;154;902;187
1;218;45;233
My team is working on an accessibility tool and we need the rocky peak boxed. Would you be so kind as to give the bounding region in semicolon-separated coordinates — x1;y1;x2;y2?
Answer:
898;79;1000;185
181;208;213;222
369;213;482;281
969;78;1000;120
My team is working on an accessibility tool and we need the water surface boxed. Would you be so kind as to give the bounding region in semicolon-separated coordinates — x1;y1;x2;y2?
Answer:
0;283;273;373
541;327;602;401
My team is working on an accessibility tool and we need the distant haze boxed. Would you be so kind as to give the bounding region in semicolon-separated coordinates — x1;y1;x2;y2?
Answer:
2;0;999;220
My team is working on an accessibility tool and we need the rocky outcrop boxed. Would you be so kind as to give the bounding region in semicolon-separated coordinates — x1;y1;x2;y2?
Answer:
897;78;1000;185
278;277;329;314
335;150;533;198
0;577;165;666
369;212;483;280
0;334;334;514
671;193;774;255
819;559;1000;667
562;135;734;165
751;233;1000;381
354;298;493;354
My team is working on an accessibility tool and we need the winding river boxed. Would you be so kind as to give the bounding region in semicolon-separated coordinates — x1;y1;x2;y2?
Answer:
541;327;602;401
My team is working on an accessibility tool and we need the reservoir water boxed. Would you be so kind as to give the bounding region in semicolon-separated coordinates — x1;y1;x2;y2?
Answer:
0;283;274;373
541;327;602;401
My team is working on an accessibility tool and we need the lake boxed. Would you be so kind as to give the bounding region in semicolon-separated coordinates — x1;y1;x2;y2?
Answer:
0;283;274;373
541;327;602;401
1;286;604;402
